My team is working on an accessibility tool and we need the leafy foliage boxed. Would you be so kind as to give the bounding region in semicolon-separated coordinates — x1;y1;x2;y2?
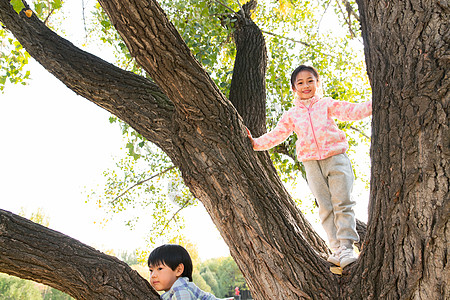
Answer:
85;116;196;246
0;273;42;300
0;273;74;299
9;0;25;13
0;29;30;92
19;207;50;227
2;0;64;92
198;256;247;298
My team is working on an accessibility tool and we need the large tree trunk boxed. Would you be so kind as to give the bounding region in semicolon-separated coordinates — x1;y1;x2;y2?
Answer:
0;0;448;299
97;1;335;298
346;1;449;299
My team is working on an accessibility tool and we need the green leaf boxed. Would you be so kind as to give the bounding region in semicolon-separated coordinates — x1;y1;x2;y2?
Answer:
52;0;62;10
10;0;25;14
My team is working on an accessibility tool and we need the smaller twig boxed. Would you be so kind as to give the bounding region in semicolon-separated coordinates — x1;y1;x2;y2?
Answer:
82;0;88;41
235;0;244;17
343;0;360;22
112;166;176;203
261;30;312;47
158;198;192;236
350;125;370;140
43;8;55;26
317;0;333;31
335;0;355;38
214;0;236;14
261;30;341;61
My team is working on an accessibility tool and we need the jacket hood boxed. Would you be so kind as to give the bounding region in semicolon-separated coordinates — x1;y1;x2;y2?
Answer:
293;94;321;107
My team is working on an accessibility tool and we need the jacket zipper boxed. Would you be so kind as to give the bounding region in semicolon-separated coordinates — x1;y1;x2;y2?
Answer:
306;105;322;159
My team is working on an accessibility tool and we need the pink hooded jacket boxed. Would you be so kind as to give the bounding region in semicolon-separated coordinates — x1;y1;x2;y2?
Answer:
252;95;372;162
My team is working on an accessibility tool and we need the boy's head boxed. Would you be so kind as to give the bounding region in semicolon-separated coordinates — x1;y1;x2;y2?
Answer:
147;244;193;282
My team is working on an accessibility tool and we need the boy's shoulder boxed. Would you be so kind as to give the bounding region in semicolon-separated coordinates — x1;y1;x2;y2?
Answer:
163;277;217;300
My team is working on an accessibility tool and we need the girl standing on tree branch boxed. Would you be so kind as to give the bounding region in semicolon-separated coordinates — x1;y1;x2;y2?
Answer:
246;65;372;268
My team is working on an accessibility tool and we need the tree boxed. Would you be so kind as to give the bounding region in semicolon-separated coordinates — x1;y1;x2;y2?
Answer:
199;257;247;297
0;0;448;299
0;273;43;300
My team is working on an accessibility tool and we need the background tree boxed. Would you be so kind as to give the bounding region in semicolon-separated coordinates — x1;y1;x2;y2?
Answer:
0;0;448;300
199;257;247;298
0;273;43;300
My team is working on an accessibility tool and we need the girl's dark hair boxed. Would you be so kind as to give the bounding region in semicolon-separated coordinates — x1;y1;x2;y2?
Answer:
148;244;193;281
290;65;320;87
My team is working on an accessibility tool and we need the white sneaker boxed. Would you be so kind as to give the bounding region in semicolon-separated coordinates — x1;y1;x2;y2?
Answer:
327;248;341;266
339;247;358;268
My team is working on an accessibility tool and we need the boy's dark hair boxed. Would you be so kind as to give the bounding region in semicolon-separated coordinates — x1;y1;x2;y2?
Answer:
148;244;193;281
290;65;320;87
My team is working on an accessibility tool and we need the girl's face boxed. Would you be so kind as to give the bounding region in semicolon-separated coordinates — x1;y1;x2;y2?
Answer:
292;70;319;100
149;263;184;292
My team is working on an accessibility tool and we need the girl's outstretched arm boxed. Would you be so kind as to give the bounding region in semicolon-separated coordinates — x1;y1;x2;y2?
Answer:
249;112;294;151
328;99;372;121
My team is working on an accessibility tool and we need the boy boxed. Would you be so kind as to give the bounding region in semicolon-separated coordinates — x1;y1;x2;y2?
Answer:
148;244;218;300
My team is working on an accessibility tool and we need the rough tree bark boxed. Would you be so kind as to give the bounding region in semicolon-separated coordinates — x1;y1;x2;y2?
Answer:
228;0;267;137
347;0;449;299
0;210;158;299
0;0;448;299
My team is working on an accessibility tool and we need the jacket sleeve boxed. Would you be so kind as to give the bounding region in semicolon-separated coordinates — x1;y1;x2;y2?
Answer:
328;98;372;121
252;111;294;151
171;289;191;300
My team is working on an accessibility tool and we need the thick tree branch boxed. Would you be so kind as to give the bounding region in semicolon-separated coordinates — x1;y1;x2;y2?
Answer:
0;209;158;300
0;1;175;151
228;0;268;136
98;0;231;120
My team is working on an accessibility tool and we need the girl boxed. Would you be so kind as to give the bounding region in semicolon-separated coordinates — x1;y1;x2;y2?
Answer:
148;244;218;300
247;65;372;268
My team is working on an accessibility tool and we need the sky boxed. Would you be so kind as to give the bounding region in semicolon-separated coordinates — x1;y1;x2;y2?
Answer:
0;0;370;262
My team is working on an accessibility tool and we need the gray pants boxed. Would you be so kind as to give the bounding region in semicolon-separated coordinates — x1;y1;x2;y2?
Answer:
303;153;359;249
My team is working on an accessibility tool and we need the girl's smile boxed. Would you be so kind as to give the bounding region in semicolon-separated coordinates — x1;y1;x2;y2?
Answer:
292;70;318;100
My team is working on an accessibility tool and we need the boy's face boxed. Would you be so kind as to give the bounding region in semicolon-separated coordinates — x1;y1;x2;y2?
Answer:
149;263;184;292
292;70;318;100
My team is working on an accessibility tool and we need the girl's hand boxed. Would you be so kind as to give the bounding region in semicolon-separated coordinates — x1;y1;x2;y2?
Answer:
245;127;255;147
